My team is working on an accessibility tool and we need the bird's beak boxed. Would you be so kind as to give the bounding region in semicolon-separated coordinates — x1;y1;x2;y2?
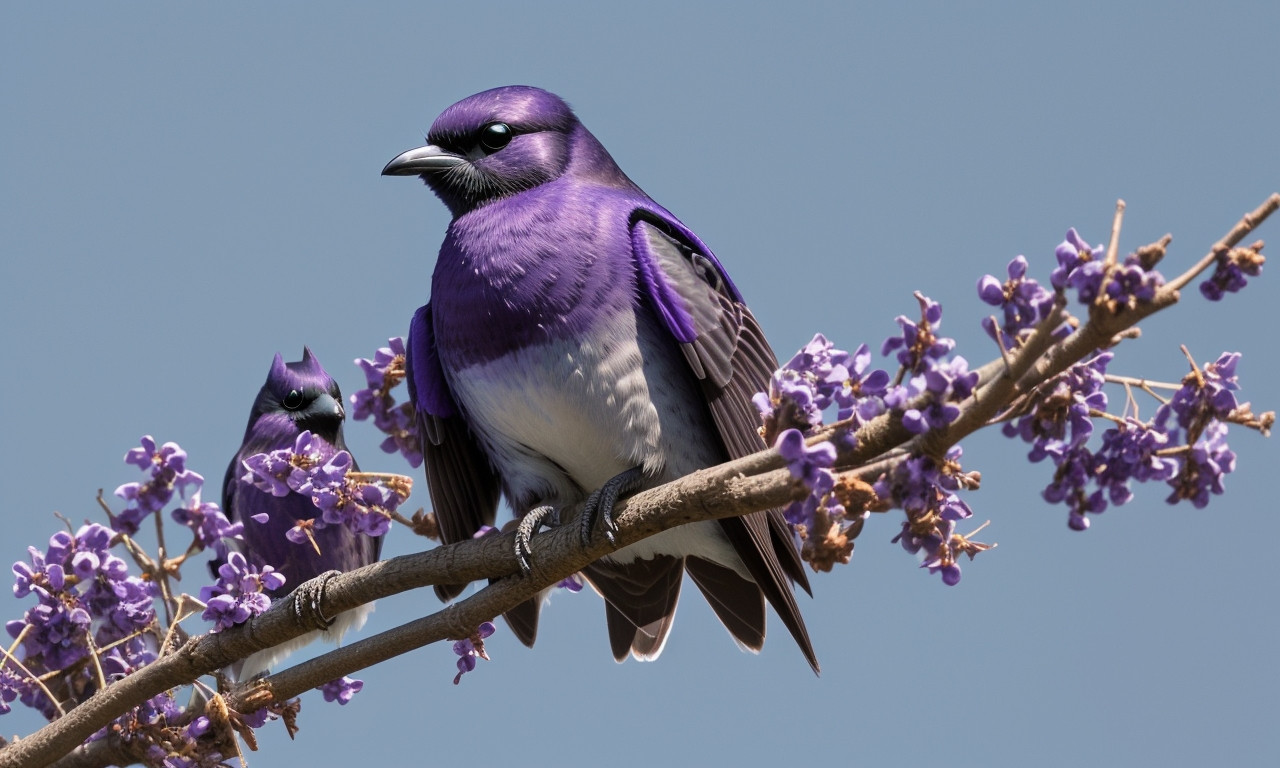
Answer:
313;392;345;421
382;144;464;176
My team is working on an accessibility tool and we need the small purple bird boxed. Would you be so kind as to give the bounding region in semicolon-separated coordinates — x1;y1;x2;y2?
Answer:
223;349;380;678
384;86;817;672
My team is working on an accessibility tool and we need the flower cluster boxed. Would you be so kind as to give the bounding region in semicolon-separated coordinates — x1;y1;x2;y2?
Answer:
113;436;204;534
1007;350;1252;529
7;522;158;719
1004;353;1112;463
880;295;977;436
241;430;402;546
1200;243;1265;301
452;622;495;685
977;255;1057;347
754;334;891;444
1051;228;1164;311
887;355;979;435
776;429;869;572
198;551;286;632
882;293;955;375
874;448;989;585
351;337;423;468
171;492;243;561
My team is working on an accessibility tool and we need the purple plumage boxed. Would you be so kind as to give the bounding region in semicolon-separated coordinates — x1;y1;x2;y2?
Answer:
223;348;380;678
385;86;817;672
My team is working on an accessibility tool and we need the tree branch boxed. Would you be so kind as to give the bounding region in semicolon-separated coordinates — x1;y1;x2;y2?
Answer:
4;194;1276;768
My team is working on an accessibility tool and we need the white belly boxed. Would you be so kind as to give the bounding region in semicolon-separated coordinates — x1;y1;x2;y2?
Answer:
446;308;745;572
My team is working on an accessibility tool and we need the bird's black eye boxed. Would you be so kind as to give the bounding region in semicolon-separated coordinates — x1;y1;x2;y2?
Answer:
282;389;304;410
478;122;512;153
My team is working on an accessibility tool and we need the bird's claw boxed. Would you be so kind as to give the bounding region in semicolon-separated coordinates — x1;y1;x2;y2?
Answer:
292;570;341;631
515;505;559;575
579;466;645;549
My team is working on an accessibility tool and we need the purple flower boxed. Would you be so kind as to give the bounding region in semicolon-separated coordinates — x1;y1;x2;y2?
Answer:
557;573;585;592
876;447;988;585
124;436;187;475
899;356;977;434
171;493;243;558
1;666;28;716
831;344;891;426
1199;244;1264;300
1093;419;1179;507
113;437;202;533
1003;353;1111;461
452;622;496;684
881;293;954;375
199;552;285;632
1101;256;1164;310
351;337;424;468
318;675;364;705
978;255;1056;347
1166;422;1236;508
1051;228;1101;291
755;334;891;443
1156;352;1241;440
776;429;836;489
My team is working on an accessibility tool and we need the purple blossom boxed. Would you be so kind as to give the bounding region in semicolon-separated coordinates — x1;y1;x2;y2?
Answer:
1003;353;1111;461
978;255;1056;347
112;437;202;533
13;549;64;599
1093;419;1179;507
776;429;836;488
1;665;26;716
1102;255;1164;309
899;356;977;434
452;622;496;684
1199;245;1264;300
1156;352;1241;439
831;344;891;426
1041;444;1105;530
557;573;585;592
241;431;393;543
876;447;987;585
1050;228;1164;309
755;334;891;442
1166;421;1236;508
199;552;285;632
881;293;954;375
351;337;424;468
7;521;158;694
318;675;364;705
240;430;352;498
1051;228;1101;291
171;493;243;559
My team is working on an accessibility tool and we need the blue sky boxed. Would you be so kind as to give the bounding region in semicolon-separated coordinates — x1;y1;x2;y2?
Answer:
2;3;1277;766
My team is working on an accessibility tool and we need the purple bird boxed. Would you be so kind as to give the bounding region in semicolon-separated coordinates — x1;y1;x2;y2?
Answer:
223;349;380;678
383;86;817;672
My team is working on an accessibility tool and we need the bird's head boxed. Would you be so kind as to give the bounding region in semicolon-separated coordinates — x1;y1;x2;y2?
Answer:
248;348;346;443
383;86;622;215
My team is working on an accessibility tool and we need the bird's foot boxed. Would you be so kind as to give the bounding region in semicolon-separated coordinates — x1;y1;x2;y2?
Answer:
579;466;646;548
293;570;341;631
515;505;560;575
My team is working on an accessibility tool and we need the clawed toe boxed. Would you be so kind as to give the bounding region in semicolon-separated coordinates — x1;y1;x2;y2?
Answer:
292;570;341;631
579;466;646;549
515;505;559;574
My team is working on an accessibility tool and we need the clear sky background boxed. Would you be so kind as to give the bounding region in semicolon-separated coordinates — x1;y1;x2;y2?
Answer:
3;3;1277;766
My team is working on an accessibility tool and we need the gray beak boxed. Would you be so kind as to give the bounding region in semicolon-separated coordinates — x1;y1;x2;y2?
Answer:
382;144;465;176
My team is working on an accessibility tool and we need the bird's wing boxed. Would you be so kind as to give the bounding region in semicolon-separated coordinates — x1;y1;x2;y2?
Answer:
631;212;818;673
407;302;503;601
